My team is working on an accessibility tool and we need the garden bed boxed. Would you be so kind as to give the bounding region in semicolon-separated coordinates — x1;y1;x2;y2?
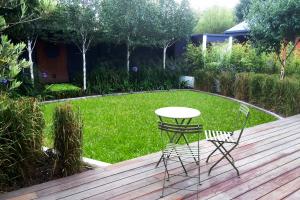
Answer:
42;90;277;163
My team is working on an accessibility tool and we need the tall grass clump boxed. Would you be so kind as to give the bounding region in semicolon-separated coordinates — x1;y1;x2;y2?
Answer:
234;73;251;101
53;103;83;177
194;69;217;92
219;72;235;96
0;95;44;192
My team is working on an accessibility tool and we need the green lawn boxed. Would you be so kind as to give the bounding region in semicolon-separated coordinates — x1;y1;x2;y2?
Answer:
42;91;277;163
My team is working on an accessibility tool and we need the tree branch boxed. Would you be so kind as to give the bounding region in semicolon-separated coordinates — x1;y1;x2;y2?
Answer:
32;36;38;50
286;40;299;60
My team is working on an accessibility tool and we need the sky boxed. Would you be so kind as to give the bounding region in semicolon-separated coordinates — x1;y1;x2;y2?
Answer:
178;0;240;11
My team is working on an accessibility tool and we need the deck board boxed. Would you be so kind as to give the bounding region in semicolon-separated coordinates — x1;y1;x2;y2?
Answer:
1;114;300;200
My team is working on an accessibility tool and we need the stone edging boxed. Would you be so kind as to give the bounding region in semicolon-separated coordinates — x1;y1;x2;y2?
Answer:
42;147;111;168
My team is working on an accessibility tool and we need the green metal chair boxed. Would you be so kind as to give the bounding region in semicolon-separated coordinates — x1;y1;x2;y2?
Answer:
205;104;250;177
158;122;203;198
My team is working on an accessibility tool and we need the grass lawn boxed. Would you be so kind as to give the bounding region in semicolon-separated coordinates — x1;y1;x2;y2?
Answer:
42;91;277;163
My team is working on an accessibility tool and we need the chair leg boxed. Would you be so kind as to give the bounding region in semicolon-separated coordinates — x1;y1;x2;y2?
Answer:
220;144;234;162
178;156;188;175
162;156;170;181
206;141;224;163
208;142;238;176
161;157;168;198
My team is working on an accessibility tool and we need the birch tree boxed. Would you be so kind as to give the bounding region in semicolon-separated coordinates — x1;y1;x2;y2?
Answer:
247;0;300;80
155;0;193;70
1;0;56;85
101;0;153;73
58;0;99;90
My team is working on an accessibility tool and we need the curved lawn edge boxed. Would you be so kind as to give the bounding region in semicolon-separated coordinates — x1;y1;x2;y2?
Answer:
190;90;284;120
41;89;283;120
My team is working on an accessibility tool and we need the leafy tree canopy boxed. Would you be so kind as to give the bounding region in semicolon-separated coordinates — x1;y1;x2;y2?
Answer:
247;0;300;79
193;6;235;34
247;0;300;54
0;0;56;31
101;0;155;47
235;0;252;23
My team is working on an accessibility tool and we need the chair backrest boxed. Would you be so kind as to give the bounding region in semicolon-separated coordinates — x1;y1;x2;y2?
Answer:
158;122;202;144
235;104;250;143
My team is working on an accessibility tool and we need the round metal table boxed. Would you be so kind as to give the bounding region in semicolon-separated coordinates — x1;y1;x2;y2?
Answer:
155;107;201;167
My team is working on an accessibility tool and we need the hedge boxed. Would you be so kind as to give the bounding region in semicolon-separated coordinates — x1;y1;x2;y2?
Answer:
194;72;300;117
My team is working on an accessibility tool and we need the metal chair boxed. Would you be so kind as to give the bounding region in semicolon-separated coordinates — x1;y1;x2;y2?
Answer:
205;104;250;177
158;122;203;198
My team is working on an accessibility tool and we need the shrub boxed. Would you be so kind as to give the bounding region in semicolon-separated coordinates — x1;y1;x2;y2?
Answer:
0;96;44;192
0;35;29;93
234;73;300;116
87;65;180;94
249;74;266;104
219;71;235;96
53;103;83;177
272;78;300;116
45;84;83;100
234;73;250;101
184;44;204;71
194;69;217;92
261;75;277;109
286;54;300;76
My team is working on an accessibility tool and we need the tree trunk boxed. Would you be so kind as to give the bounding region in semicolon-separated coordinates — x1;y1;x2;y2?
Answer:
126;42;130;73
280;61;286;80
280;42;288;80
27;39;34;85
163;45;167;70
82;45;87;91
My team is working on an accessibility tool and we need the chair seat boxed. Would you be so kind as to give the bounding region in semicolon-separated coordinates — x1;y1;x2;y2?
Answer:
205;130;236;143
162;143;200;158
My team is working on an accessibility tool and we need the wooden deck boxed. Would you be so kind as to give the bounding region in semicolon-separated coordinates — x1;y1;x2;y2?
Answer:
1;115;300;200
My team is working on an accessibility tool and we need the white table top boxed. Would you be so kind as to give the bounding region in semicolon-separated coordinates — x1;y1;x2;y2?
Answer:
155;107;201;119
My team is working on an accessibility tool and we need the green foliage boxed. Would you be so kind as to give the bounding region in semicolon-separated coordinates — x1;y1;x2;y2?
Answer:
154;0;194;46
248;73;266;104
0;95;45;192
53;103;83;177
42;91;276;163
194;69;217;92
46;83;81;92
44;84;82;100
247;0;300;78
185;42;284;74
285;53;300;76
194;68;300;116
219;71;235;96
184;44;204;71
101;0;153;46
193;6;235;34
235;0;252;22
247;0;300;54
0;35;29;92
0;0;56;31
86;64;181;95
233;73;250;101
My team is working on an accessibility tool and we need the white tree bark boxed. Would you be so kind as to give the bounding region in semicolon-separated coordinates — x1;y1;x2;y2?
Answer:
163;45;167;70
27;39;34;85
280;61;286;80
82;44;87;91
126;41;130;73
